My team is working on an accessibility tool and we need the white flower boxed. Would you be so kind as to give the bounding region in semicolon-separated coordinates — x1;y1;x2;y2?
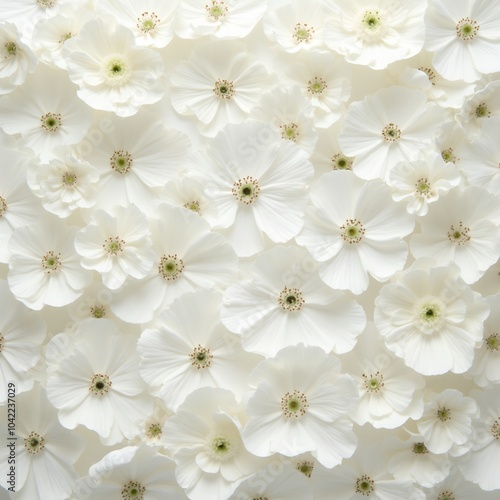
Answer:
28;148;99;218
175;0;267;40
0;146;40;263
417;389;478;455
297;170;414;294
0;64;92;161
468;294;500;387
263;0;324;53
339;86;446;180
99;0;178;48
387;151;461;216
8;217;92;310
110;205;238;324
138;290;261;411
374;260;490;375
283;51;351;128
221;245;366;357
242;344;358;468
324;0;427;69
0;280;46;403
410;186;500;284
86;445;185;499
425;0;500;82
164;387;264;500
46;319;153;445
80;111;191;216
0;21;37;94
63;18;165;116
191;122;314;257
75;205;154;290
170;41;273;136
0;385;85;500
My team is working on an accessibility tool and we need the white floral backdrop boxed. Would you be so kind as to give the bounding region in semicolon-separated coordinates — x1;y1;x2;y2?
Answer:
0;0;499;499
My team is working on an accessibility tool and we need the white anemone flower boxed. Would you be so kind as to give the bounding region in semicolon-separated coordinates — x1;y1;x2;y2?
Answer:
296;170;414;295
0;280;46;403
0;386;85;500
410;186;500;284
221;245;366;357
374;260;490;375
324;0;427;70
175;0;267;40
164;387;264;500
138;290;261;411
425;0;500;82
339;86;446;181
7;217;92;310
75;205;154;290
242;344;359;469
0;21;37;94
417;389;478;455
85;445;185;499
63;18;165;117
46;319;154;445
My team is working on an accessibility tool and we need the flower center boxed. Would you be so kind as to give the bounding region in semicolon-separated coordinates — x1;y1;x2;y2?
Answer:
340;219;365;244
415;296;445;335
362;371;384;393
475;102;491;118
3;41;17;58
36;0;55;7
158;254;184;281
103;56;129;85
24;432;45;454
415;177;432;197
110;150;133;174
0;195;7;217
232;176;260;204
121;481;145;500
58;32;73;44
89;373;112;395
355;475;375;496
485;333;500;352
40;112;62;132
332;153;353;170
456;18;480;41
103;236;125;255
293;22;314;43
278;287;305;311
62;172;77;187
441;148;458;163
382;123;401;142
280;123;300;142
447;222;470;245
412;442;429;454
213;79;235;99
206;429;239;462
183;200;201;213
137;11;159;33
206;0;228;21
296;460;314;478
437;407;451;422
418;66;436;86
281;390;308;418
437;491;456;500
307;76;327;95
0;334;4;353
42;251;61;274
189;344;213;369
146;423;162;439
90;305;106;319
492;418;500;440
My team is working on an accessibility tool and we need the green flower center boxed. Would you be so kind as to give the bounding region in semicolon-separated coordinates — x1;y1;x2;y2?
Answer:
340;218;365;244
189;344;213;369
441;148;458;163
412;442;429;454
62;172;77;187
206;0;228;21
281;390;308;418
147;423;162;439
278;287;305;311
103;56;129;85
36;0;55;7
90;305;106;319
0;196;7;217
475;102;491;118
4;41;17;57
24;432;45;454
362;371;384;393
110;150;133;174
447;222;470;245
42;251;61;274
158;254;184;281
415;177;431;197
89;373;112;395
137;11;159;33
486;333;500;352
213;79;235;99
355;475;375;495
104;236;125;255
456;18;480;41
437;491;456;500
332;153;353;170
437;407;451;422
382;123;401;142
492;418;500;440
232;176;260;204
293;22;314;43
40;112;62;132
183;200;201;213
307;76;327;95
121;481;145;500
296;460;314;477
280;123;300;142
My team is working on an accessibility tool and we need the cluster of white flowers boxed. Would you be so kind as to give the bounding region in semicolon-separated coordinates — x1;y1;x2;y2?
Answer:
1;0;500;498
